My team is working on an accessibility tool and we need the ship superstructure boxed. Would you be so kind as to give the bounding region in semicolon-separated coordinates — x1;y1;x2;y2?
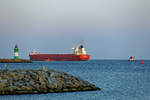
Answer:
72;44;87;55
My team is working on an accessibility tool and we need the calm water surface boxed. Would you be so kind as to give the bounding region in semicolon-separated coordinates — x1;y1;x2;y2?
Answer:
0;60;150;100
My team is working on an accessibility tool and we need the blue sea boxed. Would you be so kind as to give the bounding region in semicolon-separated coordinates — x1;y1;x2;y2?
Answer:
0;60;150;100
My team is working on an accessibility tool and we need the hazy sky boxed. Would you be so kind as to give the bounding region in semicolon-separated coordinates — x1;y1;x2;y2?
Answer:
0;0;150;59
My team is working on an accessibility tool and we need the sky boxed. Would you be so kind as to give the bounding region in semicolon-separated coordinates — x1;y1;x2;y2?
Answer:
0;0;150;59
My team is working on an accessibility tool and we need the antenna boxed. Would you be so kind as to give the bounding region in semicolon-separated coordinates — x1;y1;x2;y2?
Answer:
76;40;85;46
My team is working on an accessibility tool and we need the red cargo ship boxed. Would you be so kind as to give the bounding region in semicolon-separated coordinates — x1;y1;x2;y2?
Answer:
29;44;90;61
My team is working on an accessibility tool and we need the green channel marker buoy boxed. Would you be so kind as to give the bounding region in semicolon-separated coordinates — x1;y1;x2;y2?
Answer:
14;44;19;60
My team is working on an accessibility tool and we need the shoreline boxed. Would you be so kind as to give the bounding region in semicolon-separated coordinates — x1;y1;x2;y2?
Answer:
0;59;31;63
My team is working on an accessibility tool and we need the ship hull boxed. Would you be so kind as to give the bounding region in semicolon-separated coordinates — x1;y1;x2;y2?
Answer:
29;54;90;61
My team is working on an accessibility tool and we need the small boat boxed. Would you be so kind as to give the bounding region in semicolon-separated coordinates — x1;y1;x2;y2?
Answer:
129;56;136;62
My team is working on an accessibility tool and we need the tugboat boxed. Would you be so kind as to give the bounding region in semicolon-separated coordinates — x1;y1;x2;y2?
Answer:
129;56;136;62
29;44;90;61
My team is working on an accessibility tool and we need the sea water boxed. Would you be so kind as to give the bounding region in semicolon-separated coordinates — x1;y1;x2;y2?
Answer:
0;60;150;100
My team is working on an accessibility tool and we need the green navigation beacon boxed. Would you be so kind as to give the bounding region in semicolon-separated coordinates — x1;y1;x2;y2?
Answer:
14;44;19;60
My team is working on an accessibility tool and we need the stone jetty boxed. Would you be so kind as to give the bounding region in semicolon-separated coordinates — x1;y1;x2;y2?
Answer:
0;59;31;63
0;69;100;95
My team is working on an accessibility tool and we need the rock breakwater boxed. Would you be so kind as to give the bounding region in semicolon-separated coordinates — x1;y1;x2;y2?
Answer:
0;69;100;95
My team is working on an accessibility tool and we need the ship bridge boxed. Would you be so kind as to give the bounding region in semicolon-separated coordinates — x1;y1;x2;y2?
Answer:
72;44;87;55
